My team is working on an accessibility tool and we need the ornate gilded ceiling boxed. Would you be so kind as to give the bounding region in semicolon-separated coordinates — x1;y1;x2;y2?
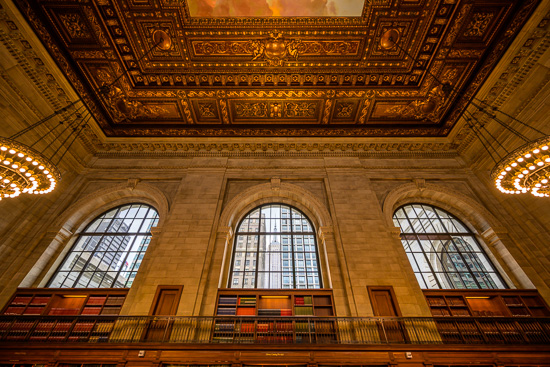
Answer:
16;0;538;137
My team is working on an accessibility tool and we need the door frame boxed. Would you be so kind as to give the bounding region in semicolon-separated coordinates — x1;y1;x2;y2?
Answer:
148;285;184;316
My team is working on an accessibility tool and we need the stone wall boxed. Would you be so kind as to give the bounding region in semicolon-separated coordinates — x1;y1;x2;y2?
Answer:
1;152;549;318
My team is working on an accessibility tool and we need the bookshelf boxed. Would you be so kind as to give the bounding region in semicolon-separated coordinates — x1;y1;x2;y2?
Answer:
1;288;129;316
213;289;336;343
423;289;550;317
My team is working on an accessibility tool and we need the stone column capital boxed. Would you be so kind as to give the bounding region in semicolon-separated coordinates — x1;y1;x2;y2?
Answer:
218;226;234;242
318;226;334;241
481;227;508;247
389;226;402;240
150;226;163;237
47;227;73;242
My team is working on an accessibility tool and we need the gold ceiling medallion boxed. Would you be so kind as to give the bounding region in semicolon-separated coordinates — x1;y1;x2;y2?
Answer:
152;30;172;51
250;31;301;66
380;29;400;50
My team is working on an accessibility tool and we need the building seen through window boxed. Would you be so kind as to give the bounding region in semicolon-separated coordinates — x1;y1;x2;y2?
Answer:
47;204;159;288
393;204;507;289
230;204;321;289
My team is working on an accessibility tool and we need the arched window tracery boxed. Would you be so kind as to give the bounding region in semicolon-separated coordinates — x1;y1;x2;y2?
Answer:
47;203;159;288
230;203;321;289
393;203;507;289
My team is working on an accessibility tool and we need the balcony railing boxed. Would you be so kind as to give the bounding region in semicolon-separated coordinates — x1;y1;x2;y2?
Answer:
0;316;549;345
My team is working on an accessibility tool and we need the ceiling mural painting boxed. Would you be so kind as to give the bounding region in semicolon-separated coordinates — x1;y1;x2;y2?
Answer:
16;0;538;137
187;0;366;17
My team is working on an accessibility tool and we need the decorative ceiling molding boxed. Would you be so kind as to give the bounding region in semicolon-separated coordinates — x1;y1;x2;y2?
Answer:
1;0;546;158
93;141;457;158
14;0;538;138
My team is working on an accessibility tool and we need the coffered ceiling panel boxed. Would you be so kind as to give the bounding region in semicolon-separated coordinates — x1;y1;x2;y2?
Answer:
16;0;538;137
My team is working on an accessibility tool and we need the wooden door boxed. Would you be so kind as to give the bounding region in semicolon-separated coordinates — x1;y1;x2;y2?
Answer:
368;286;406;342
144;286;183;341
47;295;87;315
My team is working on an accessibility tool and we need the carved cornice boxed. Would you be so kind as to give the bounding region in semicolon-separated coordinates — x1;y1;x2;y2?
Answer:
93;142;457;157
0;1;95;167
454;6;550;153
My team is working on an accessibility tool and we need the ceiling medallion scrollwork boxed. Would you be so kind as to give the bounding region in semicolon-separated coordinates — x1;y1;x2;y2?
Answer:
250;31;300;66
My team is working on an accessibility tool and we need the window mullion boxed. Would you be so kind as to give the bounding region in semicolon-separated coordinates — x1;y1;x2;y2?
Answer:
255;207;261;289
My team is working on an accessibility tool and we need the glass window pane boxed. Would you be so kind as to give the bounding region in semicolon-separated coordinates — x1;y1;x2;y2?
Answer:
414;253;431;272
247;235;259;251
394;203;507;290
47;204;158;288
230;204;320;289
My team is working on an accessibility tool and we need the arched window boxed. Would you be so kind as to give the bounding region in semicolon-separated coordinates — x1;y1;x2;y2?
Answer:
230;203;321;289
393;204;507;289
47;203;159;288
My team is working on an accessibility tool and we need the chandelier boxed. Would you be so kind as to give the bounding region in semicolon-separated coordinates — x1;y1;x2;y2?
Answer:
0;102;89;201
0;30;172;201
379;29;550;198
463;102;549;198
492;135;550;198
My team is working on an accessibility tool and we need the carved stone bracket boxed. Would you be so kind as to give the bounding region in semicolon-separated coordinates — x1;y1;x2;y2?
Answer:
414;178;427;192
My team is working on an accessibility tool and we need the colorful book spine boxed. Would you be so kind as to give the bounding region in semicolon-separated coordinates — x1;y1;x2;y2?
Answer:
217;307;236;316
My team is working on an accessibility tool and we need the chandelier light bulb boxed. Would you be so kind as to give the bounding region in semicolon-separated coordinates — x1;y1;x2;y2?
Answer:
518;157;524;162
511;162;518;167
525;153;532;158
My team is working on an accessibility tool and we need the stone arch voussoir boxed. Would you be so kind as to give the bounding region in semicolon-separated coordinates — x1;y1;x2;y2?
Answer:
382;182;503;234
219;182;332;232
53;181;170;235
